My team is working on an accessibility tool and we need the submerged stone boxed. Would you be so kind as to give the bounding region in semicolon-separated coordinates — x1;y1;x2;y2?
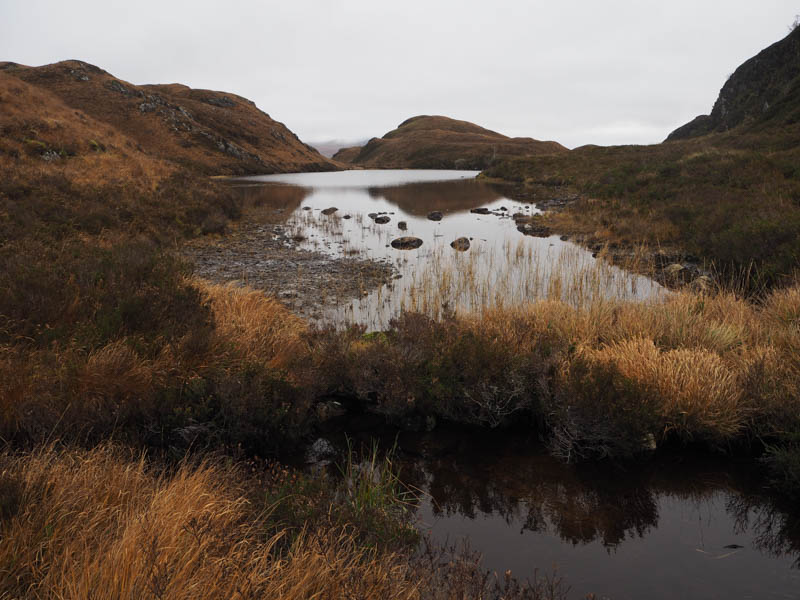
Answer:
391;236;423;250
450;237;471;251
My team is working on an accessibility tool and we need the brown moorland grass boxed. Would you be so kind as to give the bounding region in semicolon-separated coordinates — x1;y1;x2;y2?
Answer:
336;115;566;170
0;278;314;452
306;283;800;467
0;445;416;599
198;280;310;372
483;130;800;289
2;61;335;176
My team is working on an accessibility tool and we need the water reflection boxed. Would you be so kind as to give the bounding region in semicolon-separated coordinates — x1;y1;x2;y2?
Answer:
231;182;308;223
321;431;800;599
372;179;506;215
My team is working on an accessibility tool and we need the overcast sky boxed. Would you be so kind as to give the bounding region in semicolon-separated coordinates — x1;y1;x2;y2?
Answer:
1;1;797;148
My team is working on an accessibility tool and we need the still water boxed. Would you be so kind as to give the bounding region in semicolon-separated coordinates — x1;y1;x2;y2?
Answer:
317;430;800;600
236;170;664;329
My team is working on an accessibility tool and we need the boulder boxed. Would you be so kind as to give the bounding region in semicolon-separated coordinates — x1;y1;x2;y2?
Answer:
321;207;338;215
391;236;424;250
305;437;337;464
517;222;551;237
316;401;346;422
664;263;686;279
427;211;443;221
690;275;713;292
470;207;491;215
374;215;391;224
450;237;471;251
397;221;408;231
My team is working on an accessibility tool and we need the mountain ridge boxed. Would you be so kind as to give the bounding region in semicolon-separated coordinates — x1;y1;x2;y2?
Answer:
1;59;336;175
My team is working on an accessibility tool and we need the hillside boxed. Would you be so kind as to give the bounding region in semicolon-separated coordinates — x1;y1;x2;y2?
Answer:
667;26;800;140
484;30;800;289
1;60;335;175
333;115;566;169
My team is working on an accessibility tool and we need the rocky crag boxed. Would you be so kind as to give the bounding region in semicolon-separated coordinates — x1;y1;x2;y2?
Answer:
667;26;800;140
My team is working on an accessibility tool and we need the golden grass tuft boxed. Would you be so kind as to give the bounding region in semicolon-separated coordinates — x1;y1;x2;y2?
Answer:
198;279;310;371
580;337;744;440
79;340;158;402
0;445;421;600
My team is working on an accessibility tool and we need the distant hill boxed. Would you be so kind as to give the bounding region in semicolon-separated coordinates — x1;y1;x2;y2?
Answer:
667;26;800;140
0;60;335;175
332;115;566;169
307;138;370;158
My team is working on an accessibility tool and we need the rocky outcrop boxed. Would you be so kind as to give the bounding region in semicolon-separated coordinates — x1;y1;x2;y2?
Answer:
667;27;800;140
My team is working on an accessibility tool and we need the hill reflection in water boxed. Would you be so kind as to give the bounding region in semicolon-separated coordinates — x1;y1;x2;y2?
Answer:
368;179;505;216
326;430;800;599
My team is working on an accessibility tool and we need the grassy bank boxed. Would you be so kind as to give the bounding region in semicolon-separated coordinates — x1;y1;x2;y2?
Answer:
482;129;800;290
5;273;798;495
306;286;800;491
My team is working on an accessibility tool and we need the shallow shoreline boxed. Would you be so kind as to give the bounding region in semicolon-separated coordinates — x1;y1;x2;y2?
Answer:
486;178;713;290
182;220;395;321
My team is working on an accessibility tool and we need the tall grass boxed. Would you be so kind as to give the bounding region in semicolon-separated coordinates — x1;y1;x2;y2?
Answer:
0;445;416;599
197;280;309;372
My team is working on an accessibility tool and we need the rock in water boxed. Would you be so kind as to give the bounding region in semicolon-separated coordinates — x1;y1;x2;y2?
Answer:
321;207;338;215
450;237;470;251
470;207;491;214
391;236;423;250
397;221;408;230
374;215;391;224
427;211;443;221
517;222;551;237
